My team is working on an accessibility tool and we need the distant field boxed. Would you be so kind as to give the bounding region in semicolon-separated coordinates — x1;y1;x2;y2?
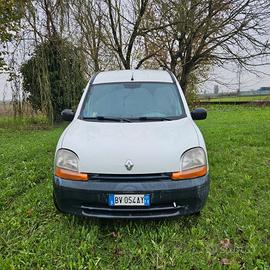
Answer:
0;101;35;116
0;102;13;116
200;95;270;102
0;105;270;269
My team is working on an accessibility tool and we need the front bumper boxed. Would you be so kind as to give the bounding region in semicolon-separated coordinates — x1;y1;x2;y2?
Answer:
53;174;210;219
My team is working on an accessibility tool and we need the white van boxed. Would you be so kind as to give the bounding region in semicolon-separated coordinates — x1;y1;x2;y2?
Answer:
53;70;209;219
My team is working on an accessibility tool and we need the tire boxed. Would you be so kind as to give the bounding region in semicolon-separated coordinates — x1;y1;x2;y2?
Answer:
192;211;201;216
53;192;62;212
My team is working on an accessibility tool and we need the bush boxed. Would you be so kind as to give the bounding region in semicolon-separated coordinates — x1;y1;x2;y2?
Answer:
20;34;87;123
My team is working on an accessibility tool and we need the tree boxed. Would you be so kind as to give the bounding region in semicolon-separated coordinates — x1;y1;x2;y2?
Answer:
20;34;86;123
103;0;151;69
146;0;270;94
69;0;114;73
0;0;25;69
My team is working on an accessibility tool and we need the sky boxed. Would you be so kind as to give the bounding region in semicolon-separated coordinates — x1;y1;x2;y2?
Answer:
200;63;270;94
0;73;11;101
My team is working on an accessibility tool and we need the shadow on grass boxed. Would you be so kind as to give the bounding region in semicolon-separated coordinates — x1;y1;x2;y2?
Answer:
64;211;201;233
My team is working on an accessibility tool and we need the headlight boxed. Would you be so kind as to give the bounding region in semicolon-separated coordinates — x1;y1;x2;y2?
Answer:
55;149;88;181
181;147;206;171
171;147;207;180
56;149;79;171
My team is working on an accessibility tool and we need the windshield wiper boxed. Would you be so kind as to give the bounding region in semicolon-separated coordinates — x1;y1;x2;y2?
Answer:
135;116;175;121
82;116;178;122
82;116;132;122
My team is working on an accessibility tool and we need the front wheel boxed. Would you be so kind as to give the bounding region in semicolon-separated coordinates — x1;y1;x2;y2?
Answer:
53;192;62;212
190;210;201;217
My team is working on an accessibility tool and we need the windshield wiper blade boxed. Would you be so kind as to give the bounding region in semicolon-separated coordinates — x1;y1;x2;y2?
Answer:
82;116;132;122
135;116;175;121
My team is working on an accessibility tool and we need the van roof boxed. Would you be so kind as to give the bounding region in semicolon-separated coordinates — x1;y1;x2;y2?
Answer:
93;69;174;84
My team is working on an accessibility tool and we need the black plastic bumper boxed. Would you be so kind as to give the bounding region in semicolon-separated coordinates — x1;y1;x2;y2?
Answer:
53;174;210;219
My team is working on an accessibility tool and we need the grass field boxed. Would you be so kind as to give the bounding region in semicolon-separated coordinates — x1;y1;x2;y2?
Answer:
200;95;270;102
1;106;270;269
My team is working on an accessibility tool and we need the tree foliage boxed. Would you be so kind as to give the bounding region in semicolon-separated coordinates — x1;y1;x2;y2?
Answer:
20;34;86;122
0;0;25;42
0;0;25;69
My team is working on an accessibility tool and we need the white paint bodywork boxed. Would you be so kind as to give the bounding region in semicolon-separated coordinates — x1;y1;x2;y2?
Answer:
56;70;207;174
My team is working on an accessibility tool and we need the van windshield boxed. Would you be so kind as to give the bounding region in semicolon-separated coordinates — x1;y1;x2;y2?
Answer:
80;82;185;121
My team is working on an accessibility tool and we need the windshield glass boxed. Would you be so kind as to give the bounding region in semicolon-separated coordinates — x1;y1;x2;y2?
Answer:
80;82;185;120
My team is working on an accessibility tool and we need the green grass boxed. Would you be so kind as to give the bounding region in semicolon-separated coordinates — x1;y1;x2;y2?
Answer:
200;95;270;102
1;106;270;269
0;115;49;130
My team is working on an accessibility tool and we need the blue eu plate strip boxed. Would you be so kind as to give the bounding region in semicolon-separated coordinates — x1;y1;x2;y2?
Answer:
108;194;114;206
144;194;150;206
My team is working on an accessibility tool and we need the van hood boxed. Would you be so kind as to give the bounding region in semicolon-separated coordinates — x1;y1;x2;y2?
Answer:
61;118;200;174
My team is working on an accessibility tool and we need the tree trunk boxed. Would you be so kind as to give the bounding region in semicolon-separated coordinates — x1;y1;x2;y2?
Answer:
179;66;191;95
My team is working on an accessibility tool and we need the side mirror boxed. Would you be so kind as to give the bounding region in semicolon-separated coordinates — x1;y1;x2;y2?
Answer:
191;108;207;120
61;109;75;121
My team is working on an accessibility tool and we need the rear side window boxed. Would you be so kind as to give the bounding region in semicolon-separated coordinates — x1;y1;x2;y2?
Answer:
80;82;185;119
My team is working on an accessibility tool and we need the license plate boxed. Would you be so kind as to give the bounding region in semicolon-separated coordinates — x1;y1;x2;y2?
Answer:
108;194;150;206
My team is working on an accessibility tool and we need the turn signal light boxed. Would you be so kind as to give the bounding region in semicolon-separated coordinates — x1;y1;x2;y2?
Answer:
55;167;88;181
171;166;207;180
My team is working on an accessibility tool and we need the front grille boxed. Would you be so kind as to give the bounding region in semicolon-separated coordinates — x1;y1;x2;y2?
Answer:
90;173;171;182
80;204;188;219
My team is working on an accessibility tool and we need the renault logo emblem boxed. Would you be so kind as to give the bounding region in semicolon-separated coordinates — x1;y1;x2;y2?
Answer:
125;160;134;171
